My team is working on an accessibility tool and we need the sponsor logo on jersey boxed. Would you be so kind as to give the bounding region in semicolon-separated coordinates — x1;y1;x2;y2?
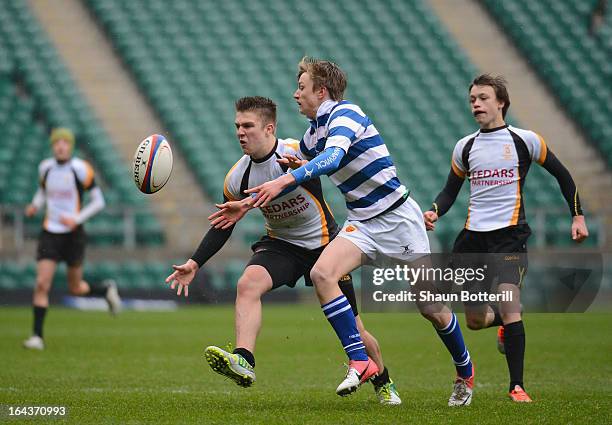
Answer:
471;168;515;179
261;194;306;214
345;225;357;233
47;189;74;200
470;168;516;187
260;194;310;220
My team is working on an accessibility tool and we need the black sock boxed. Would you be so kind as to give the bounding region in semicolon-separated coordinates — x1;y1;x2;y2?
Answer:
371;367;390;387
504;320;525;392
233;347;255;368
33;306;47;339
489;304;503;327
87;282;108;297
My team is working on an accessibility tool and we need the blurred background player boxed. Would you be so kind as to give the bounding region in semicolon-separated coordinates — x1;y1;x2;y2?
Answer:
423;74;589;402
22;128;120;350
166;97;401;405
242;58;475;406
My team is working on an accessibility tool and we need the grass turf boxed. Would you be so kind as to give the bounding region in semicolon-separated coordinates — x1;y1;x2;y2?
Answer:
0;305;610;424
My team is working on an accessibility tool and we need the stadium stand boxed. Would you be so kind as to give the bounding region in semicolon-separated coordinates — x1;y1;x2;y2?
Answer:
483;0;612;167
85;0;589;248
0;1;164;246
0;259;222;292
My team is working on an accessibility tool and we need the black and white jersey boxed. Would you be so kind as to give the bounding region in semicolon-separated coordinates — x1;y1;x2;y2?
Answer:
451;125;548;231
223;138;337;250
36;157;99;233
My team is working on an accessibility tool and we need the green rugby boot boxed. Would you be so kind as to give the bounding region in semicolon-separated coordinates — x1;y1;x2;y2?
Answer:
374;380;402;405
204;346;255;388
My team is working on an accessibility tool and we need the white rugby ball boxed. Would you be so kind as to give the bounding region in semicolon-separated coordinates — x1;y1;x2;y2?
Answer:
133;134;173;194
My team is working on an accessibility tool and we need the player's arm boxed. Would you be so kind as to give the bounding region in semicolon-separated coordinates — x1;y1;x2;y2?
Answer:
25;161;49;216
245;146;345;207
425;142;468;231
210;145;313;226
166;194;237;296
539;149;588;242
190;217;235;267
25;187;45;217
424;168;465;231
288;113;354;184
72;186;105;226
209;196;256;229
277;154;308;169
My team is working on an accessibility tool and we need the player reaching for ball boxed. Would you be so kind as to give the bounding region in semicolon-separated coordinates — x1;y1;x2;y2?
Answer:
165;97;401;405
22;128;121;351
423;74;589;402
215;58;476;406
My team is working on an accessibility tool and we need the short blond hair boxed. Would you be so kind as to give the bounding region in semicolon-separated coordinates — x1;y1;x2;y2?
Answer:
49;127;75;147
297;57;347;101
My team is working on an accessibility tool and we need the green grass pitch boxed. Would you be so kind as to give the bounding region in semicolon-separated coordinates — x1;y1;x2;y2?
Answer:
0;305;610;424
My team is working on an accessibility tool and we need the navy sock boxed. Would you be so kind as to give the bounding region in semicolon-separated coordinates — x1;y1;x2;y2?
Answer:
233;347;255;368
322;295;367;361
435;313;473;378
504;320;525;392
33;306;47;338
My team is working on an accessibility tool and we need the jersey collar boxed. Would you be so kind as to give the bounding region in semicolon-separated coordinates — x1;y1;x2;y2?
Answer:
54;157;71;166
251;138;278;163
479;124;509;133
309;99;339;129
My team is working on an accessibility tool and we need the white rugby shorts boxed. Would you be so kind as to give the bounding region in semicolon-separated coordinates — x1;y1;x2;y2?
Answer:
338;196;430;261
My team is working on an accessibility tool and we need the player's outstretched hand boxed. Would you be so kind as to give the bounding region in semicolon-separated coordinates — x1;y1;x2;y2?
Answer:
423;211;438;231
24;204;37;217
571;215;589;243
208;198;253;229
245;174;295;208
165;259;199;297
278;154;307;170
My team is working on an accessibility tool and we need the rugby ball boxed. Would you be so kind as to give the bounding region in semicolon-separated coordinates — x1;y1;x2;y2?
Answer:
133;134;173;194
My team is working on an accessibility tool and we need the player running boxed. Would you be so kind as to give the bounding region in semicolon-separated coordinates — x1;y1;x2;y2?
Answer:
23;128;120;351
230;58;475;406
165;97;401;405
423;74;589;402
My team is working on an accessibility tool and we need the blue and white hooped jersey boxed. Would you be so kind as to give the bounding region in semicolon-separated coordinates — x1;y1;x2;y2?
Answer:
299;99;407;221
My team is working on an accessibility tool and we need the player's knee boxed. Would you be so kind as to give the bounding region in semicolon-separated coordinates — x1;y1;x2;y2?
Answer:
34;278;51;294
421;311;447;329
236;274;264;300
465;314;487;330
310;264;334;287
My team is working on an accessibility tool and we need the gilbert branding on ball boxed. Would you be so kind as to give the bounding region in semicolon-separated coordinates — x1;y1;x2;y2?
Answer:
133;134;173;194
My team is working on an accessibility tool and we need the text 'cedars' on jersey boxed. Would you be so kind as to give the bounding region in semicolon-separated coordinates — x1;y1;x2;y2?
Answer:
38;157;96;233
299;100;408;222
223;138;337;250
451;125;547;232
